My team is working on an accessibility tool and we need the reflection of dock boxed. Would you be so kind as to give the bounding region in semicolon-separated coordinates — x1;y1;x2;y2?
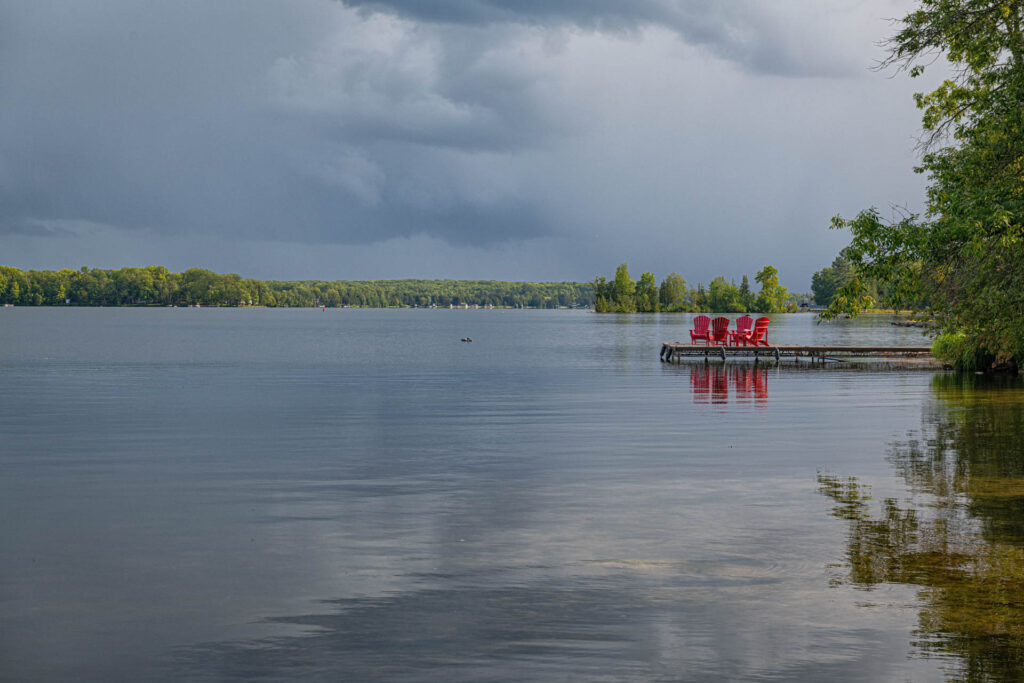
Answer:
661;343;933;363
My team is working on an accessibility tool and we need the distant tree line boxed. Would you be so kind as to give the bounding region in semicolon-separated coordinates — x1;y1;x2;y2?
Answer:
0;265;593;309
592;263;798;313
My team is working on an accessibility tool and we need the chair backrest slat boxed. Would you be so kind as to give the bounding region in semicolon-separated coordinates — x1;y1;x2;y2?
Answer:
710;316;730;343
750;317;771;345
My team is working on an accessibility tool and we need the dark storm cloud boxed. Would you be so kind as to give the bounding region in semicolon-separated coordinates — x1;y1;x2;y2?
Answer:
0;0;559;246
0;0;927;284
342;0;856;77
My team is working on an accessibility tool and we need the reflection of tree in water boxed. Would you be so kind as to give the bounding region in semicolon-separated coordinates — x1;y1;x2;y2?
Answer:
819;374;1024;681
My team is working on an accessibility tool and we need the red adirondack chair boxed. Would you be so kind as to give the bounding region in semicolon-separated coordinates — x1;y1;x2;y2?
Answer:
690;315;712;344
729;315;753;346
710;316;730;345
749;317;771;346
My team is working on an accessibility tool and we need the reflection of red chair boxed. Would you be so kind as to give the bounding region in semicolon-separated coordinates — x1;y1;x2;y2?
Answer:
690;365;711;404
710;317;730;345
711;365;729;403
753;367;769;405
690;315;712;344
732;365;753;402
749;317;771;346
690;364;768;406
729;315;753;346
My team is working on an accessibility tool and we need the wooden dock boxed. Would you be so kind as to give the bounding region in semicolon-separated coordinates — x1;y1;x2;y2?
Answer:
660;343;933;363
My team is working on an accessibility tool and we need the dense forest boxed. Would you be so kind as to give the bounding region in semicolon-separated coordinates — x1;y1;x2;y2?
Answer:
0;265;592;309
592;263;800;313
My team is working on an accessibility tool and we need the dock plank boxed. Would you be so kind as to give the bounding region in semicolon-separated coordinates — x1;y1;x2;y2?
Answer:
660;343;933;362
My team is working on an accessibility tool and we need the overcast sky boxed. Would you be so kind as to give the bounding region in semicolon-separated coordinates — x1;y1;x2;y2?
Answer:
0;0;940;289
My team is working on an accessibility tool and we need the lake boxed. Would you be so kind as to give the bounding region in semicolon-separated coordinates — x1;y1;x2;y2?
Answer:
2;308;1022;681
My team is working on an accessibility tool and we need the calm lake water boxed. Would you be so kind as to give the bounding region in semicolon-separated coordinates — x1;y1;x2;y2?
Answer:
2;308;1022;681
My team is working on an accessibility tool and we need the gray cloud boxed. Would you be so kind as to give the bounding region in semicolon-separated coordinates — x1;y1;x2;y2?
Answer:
342;0;868;77
0;0;930;286
0;1;563;247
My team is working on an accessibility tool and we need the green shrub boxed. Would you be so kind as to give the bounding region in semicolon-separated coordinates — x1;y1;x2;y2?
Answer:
932;331;995;372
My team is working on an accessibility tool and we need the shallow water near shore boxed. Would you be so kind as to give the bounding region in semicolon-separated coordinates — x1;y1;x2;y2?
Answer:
2;308;1022;681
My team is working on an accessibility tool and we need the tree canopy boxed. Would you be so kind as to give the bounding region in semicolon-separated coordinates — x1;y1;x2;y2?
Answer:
658;272;688;310
823;0;1024;370
754;266;791;314
811;252;855;307
593;263;797;313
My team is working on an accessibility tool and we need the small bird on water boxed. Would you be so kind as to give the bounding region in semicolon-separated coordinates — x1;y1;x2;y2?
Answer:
461;338;472;342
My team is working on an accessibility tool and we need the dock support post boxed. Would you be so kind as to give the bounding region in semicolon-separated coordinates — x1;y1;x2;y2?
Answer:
720;347;727;361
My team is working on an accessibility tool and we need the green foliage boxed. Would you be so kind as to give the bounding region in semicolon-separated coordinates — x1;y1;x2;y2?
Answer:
658;272;688;311
811;245;892;309
754;265;790;313
822;0;1024;370
612;263;635;312
694;283;707;312
932;330;995;371
594;263;791;313
635;271;659;312
707;276;745;312
592;276;611;312
811;252;854;306
738;274;755;311
0;265;594;309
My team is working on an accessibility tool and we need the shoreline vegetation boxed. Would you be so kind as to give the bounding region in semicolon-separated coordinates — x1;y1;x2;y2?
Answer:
0;263;819;314
592;263;802;314
0;263;898;315
816;1;1024;373
0;265;593;309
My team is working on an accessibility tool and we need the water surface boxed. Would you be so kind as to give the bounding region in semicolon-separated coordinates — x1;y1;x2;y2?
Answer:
820;374;1024;682
1;308;1003;681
